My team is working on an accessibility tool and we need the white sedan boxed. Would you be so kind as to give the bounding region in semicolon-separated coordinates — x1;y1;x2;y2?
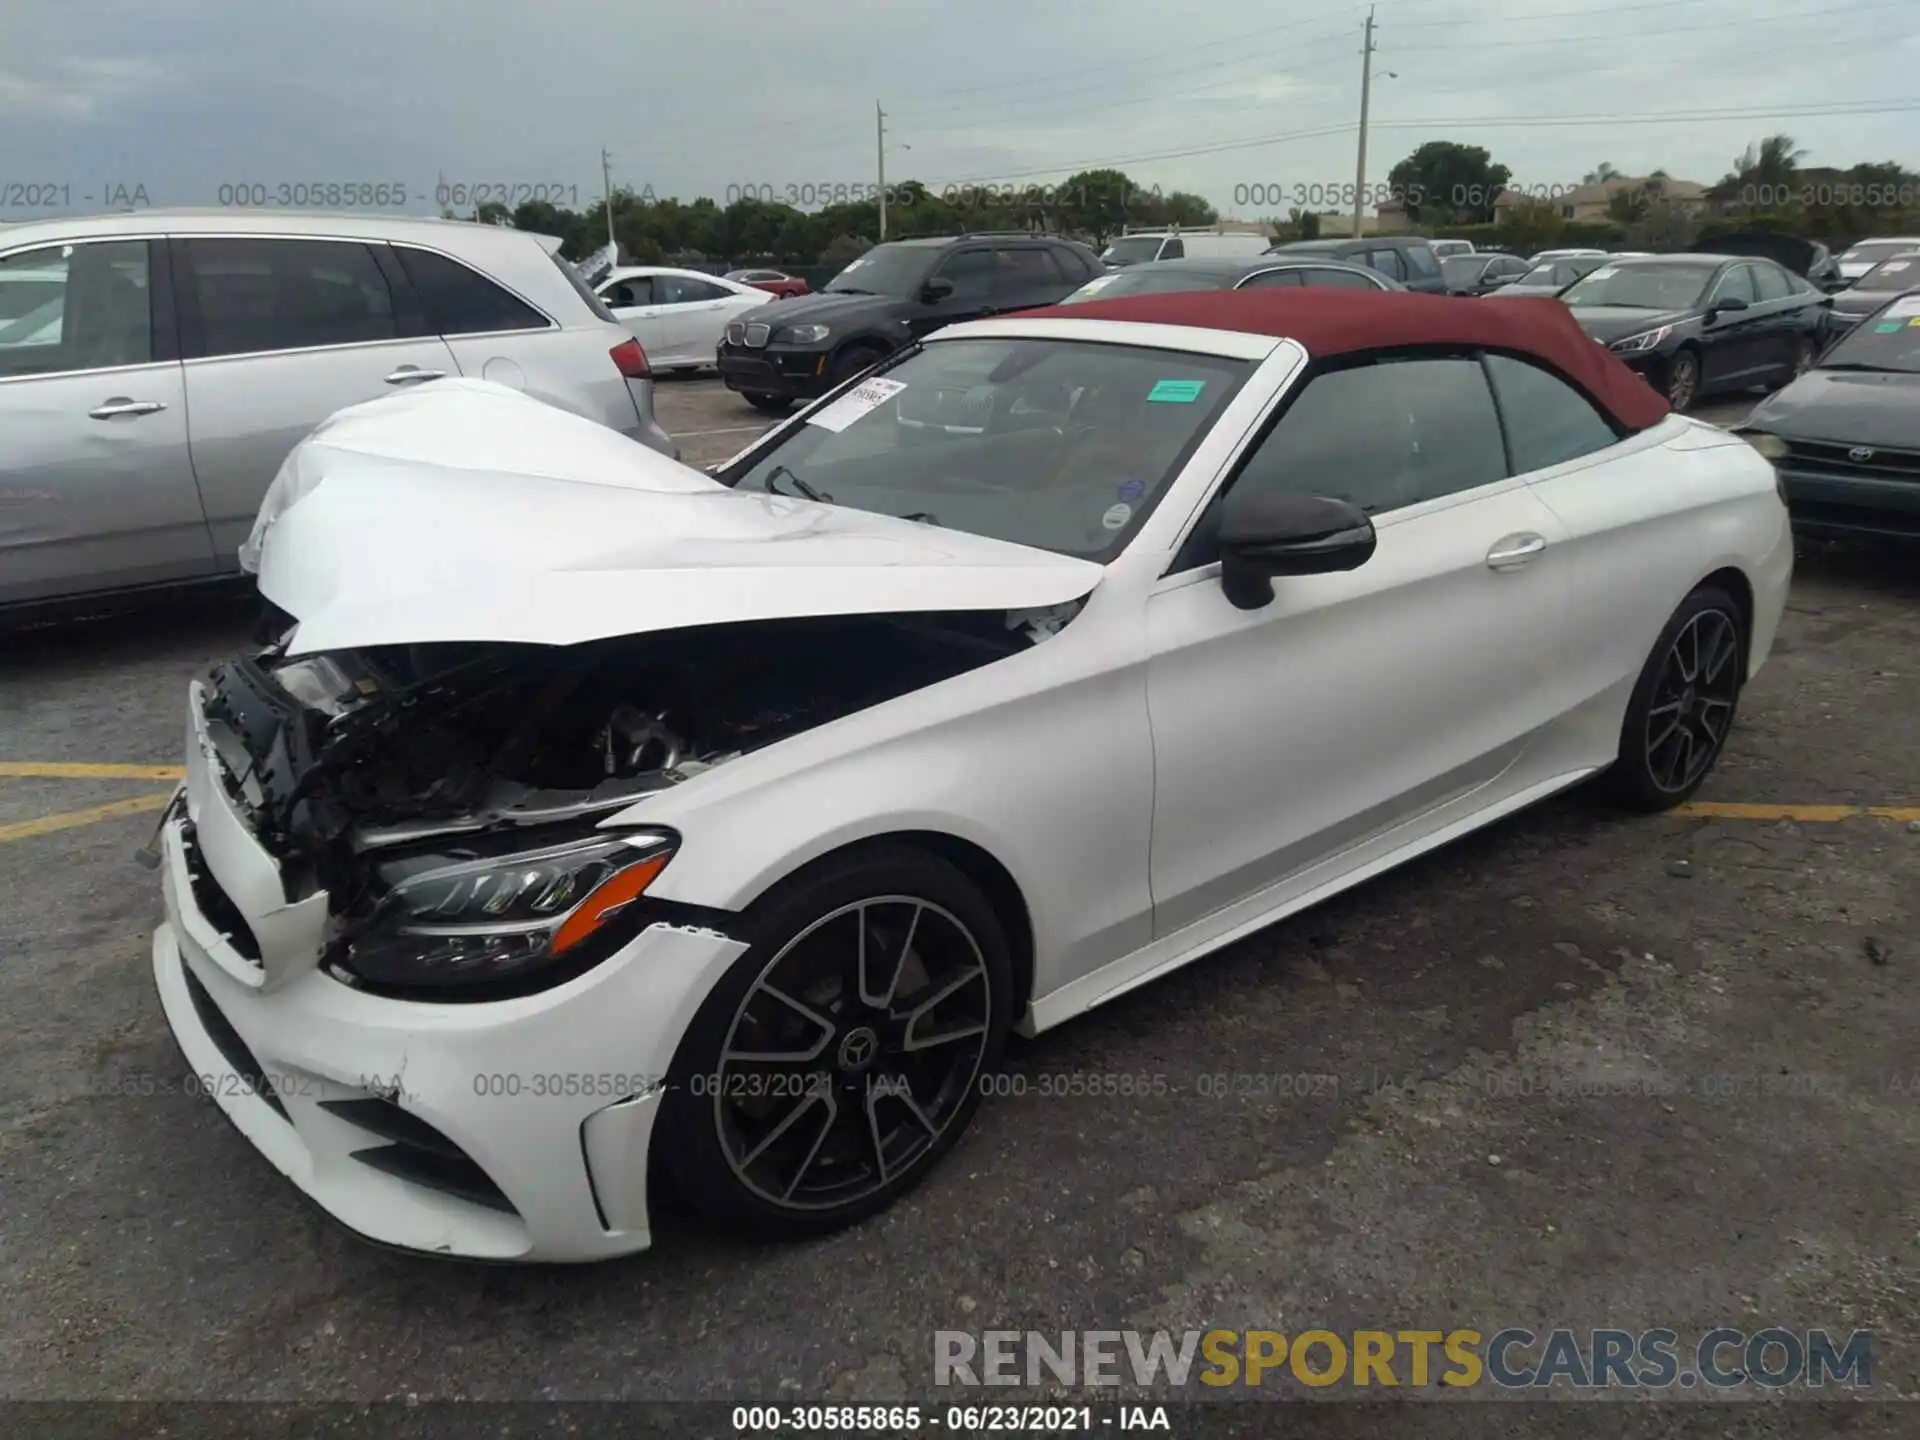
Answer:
152;289;1791;1261
595;265;771;371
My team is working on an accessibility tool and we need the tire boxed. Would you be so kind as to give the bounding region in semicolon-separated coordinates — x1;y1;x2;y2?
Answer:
828;343;889;386
1605;585;1746;812
1663;348;1701;411
1781;337;1816;386
657;843;1016;1237
743;393;792;416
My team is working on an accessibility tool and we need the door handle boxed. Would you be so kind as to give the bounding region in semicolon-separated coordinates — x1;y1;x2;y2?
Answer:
385;366;446;384
1486;532;1547;570
88;398;167;419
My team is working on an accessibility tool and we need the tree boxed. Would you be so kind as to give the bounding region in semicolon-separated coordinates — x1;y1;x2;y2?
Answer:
1492;195;1564;256
1627;200;1696;253
819;233;872;271
1057;169;1141;246
1162;190;1219;227
1386;141;1511;223
1723;134;1806;191
1582;162;1621;185
1606;186;1651;225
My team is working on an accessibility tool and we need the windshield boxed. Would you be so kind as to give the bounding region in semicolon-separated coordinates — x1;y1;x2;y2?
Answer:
1098;237;1165;267
1514;265;1562;287
1060;267;1236;302
1853;255;1920;292
721;337;1252;562
823;244;933;296
1560;261;1713;310
1841;240;1918;267
1819;295;1920;372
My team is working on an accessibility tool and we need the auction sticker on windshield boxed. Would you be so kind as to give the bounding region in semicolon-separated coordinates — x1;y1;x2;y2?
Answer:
1883;296;1920;319
807;377;908;433
1147;379;1205;403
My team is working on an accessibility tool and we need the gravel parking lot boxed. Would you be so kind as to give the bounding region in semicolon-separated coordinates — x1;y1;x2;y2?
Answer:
2;378;1914;1423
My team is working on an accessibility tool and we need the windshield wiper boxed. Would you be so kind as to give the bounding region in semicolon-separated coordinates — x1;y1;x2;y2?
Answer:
1817;361;1899;373
765;464;829;503
899;512;940;525
827;286;875;295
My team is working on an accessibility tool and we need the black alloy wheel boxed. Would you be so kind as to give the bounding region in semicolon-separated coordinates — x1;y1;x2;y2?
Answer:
660;846;1013;1233
1607;586;1746;811
1665;349;1701;411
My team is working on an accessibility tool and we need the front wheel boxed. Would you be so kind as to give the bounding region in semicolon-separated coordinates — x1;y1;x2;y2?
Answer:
1663;349;1701;411
658;845;1014;1236
828;343;890;386
1605;585;1746;812
743;393;792;416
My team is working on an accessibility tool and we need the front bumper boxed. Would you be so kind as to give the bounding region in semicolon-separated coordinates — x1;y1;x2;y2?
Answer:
1781;465;1920;540
151;681;748;1261
716;342;833;399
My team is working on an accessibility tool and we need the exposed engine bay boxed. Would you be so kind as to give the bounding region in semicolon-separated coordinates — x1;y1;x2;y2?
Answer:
200;606;1077;912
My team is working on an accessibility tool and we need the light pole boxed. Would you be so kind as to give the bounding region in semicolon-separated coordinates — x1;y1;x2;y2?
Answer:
601;147;617;255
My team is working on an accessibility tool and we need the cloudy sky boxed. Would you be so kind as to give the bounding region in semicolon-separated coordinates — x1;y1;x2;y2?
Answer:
5;0;1917;221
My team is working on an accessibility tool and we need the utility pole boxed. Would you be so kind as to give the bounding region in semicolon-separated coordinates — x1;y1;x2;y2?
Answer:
1351;7;1376;239
876;103;889;240
601;147;617;257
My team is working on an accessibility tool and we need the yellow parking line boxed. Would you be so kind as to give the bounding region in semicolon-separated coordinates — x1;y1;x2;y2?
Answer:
0;793;174;844
1677;802;1920;822
0;762;185;781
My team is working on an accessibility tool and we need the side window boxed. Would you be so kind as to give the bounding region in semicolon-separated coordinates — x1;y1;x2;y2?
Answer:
603;276;654;307
1710;265;1757;305
1364;248;1407;281
0;240;152;378
931;248;995;302
1402;245;1440;279
1160;238;1184;260
1193;356;1505;562
1750;263;1793;302
1493;257;1528;279
1052;246;1094;282
1238;268;1303;289
1304;266;1378;289
183;238;397;358
393;246;548;333
1484;353;1619;473
991;247;1063;294
654;274;731;305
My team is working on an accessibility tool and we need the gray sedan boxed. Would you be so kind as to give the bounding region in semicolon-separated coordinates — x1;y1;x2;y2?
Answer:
0;209;678;612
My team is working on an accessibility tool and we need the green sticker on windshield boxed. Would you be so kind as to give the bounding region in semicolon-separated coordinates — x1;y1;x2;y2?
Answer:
1148;379;1205;403
1875;321;1903;332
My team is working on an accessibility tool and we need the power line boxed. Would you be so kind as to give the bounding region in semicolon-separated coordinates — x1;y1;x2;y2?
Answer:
926;98;1920;188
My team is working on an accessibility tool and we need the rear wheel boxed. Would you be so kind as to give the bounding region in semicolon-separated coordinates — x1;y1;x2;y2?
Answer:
743;393;792;416
659;845;1014;1236
1664;348;1701;411
1605;585;1746;812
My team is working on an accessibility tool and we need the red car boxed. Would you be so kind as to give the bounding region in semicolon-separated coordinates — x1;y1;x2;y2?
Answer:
725;267;809;299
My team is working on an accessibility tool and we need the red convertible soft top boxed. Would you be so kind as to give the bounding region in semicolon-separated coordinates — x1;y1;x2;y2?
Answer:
1021;287;1673;432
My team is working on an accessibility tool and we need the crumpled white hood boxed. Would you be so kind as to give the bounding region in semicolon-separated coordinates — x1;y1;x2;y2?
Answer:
248;379;1103;656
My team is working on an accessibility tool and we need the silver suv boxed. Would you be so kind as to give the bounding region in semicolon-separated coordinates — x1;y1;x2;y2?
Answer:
0;210;678;610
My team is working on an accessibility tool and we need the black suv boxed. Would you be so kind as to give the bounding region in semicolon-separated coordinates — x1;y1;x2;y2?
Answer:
717;233;1103;413
1262;236;1447;294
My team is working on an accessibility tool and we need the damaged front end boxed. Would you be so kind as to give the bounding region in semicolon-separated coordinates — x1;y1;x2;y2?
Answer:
198;608;1063;999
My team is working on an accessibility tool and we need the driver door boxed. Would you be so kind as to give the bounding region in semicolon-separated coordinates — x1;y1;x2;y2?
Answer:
1699;264;1767;388
908;248;997;338
1144;352;1569;938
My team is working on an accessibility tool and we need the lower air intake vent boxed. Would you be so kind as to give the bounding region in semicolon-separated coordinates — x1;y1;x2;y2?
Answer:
322;1097;517;1214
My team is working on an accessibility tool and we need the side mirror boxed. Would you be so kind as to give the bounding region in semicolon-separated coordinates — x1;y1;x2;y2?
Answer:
921;277;955;303
1218;491;1376;610
1708;295;1750;317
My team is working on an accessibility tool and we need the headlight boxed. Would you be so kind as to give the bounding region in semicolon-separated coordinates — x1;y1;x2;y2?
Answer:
780;324;831;343
1610;325;1673;353
1738;430;1789;460
343;830;676;989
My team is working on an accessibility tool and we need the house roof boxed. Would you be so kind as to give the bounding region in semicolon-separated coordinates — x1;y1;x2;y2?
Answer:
1016;287;1673;430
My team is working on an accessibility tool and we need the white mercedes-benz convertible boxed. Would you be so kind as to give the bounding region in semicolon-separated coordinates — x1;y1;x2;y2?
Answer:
151;289;1792;1262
